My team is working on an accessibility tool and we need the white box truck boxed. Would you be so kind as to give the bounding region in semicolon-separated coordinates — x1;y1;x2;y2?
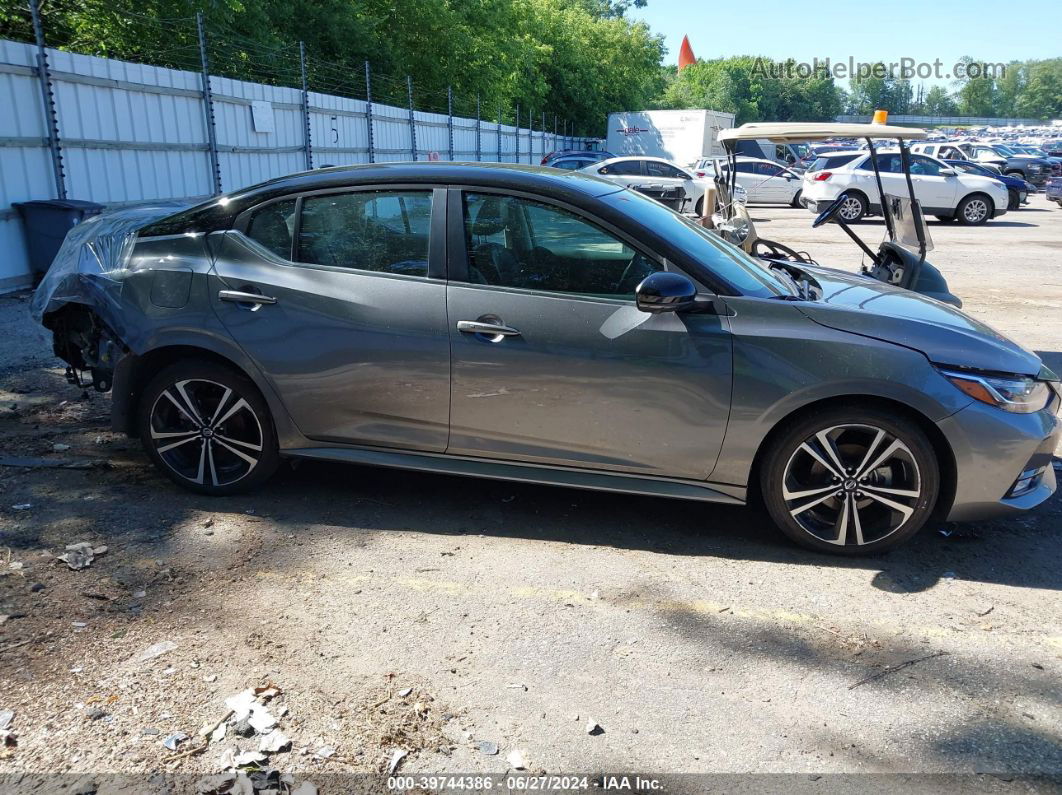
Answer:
606;109;736;166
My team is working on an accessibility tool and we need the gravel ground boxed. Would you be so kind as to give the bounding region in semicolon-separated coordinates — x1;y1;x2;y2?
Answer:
0;196;1060;792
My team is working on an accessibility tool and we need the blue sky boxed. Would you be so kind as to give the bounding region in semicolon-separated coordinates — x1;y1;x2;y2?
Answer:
628;0;1061;88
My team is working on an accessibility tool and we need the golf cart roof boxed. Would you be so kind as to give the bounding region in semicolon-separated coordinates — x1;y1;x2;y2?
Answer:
719;123;927;143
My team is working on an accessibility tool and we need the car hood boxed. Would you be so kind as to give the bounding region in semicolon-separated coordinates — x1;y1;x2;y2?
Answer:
792;265;1042;376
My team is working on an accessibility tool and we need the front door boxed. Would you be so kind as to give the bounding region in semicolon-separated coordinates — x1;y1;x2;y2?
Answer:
445;190;733;480
209;187;450;451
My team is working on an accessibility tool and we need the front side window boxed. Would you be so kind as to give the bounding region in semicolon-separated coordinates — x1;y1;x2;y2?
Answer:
297;190;432;277
910;155;942;176
645;161;684;178
462;193;662;298
246;199;297;259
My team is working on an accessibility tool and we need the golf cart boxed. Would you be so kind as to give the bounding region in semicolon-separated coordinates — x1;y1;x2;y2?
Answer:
713;122;961;307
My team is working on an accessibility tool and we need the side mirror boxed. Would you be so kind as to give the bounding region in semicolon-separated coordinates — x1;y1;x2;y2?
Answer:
635;271;698;314
939;168;957;176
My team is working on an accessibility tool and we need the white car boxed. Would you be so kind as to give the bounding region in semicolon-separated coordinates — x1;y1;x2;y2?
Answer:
692;156;804;206
580;156;743;215
800;150;1009;225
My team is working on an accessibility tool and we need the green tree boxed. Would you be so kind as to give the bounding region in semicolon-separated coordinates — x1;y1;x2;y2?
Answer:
922;85;958;116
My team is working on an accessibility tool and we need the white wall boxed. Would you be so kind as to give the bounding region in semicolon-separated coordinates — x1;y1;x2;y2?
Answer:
0;39;591;291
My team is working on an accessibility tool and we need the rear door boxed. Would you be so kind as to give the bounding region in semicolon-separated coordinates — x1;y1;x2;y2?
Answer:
445;189;732;479
209;186;450;451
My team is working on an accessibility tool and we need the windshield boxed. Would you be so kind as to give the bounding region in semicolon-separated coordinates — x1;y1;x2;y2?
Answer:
599;189;790;298
994;144;1017;156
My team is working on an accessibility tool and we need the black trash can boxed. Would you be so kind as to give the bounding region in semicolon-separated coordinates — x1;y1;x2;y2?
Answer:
13;199;104;282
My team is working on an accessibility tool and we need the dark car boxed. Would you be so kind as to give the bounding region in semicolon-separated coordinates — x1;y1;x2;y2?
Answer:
31;163;1060;555
541;149;613;169
956;143;1053;186
944;160;1031;210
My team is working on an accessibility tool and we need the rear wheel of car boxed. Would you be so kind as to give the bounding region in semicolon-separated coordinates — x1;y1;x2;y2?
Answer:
956;193;993;225
836;192;866;223
790;189;803;209
760;407;939;555
137;360;280;495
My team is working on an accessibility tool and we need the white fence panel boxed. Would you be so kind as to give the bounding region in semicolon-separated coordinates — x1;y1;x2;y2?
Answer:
0;37;595;290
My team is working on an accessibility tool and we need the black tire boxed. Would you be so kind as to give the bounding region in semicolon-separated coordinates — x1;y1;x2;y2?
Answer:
137;359;280;495
956;193;993;226
790;189;803;209
694;196;704;216
760;406;940;556
1007;189;1019;210
836;192;867;223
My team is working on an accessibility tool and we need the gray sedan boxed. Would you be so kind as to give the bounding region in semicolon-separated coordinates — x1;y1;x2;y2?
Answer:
33;163;1060;555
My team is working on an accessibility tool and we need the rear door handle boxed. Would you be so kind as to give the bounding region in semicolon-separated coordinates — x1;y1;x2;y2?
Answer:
219;289;277;305
457;320;521;337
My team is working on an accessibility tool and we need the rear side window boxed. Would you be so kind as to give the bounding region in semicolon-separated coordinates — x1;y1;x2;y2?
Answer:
297;190;432;277
600;160;642;176
246;199;297;259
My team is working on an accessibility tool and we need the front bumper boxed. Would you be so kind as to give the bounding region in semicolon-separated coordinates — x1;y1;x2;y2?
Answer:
938;395;1060;522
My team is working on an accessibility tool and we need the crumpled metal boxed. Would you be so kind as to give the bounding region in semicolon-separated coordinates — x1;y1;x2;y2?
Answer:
30;202;190;325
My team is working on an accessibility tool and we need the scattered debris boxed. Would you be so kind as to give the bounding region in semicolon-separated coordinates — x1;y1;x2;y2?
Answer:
85;707;107;721
234;750;267;767
848;651;949;690
477;740;499;756
141;727;161;736
259;730;292;753
57;542;106;571
977;606;995;617
12;503;32;511
387;748;408;774
397;687;413;698
29;582;45;592
292;783;317;795
210;722;227;744
137;640;178;662
586;719;603;736
163;732;190;751
0;711;12;730
507;749;528;770
506;683;528;691
314;745;335;759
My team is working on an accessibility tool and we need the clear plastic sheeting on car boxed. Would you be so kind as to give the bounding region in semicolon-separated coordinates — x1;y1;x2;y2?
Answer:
30;202;190;326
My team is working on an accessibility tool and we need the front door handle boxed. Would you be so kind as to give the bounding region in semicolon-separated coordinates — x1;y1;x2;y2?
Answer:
457;320;521;337
219;289;277;305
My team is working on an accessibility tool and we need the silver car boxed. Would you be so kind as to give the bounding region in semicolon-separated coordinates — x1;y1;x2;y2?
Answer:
33;163;1060;555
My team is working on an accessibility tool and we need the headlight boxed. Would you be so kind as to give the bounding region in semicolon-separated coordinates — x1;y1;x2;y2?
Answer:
938;368;1052;413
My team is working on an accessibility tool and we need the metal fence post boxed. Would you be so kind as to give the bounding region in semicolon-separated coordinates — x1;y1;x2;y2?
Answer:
528;108;533;164
298;41;312;170
541;111;545;159
195;12;222;195
496;107;502;163
29;0;65;199
475;95;481;162
514;104;519;164
447;86;454;161
406;76;417;161
364;60;374;163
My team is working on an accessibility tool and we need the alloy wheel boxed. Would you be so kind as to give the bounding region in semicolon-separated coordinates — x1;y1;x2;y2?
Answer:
838;196;863;221
148;379;264;487
963;198;988;223
781;424;922;547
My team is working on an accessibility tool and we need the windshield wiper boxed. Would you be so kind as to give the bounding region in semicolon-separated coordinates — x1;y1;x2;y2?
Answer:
767;263;813;301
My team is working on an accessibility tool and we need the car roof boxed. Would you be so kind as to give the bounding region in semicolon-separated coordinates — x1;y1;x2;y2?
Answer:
140;162;624;236
597;155;681;165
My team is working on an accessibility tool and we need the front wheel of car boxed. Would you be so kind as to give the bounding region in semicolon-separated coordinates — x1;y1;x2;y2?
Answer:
790;189;803;209
1007;189;1020;210
760;407;940;555
956;193;993;225
138;360;280;495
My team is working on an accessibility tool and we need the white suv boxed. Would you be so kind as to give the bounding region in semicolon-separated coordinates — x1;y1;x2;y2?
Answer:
801;150;1009;225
